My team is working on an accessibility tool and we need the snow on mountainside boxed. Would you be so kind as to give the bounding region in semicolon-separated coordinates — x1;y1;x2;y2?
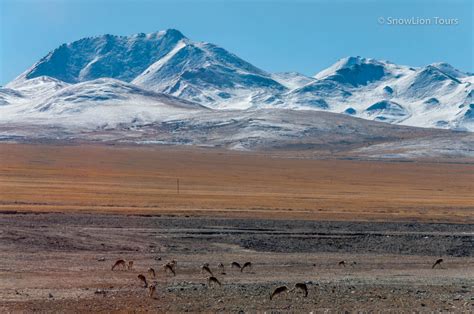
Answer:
0;88;24;106
131;41;286;109
2;106;472;159
3;30;473;132
282;56;473;130
6;76;70;98
271;72;315;89
0;78;207;128
13;29;187;83
2;76;70;107
12;29;287;109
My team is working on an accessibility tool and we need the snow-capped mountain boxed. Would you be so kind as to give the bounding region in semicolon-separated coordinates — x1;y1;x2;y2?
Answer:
6;76;70;98
1;78;206;129
13;29;186;84
12;29;287;109
131;40;287;109
3;30;473;133
281;57;473;130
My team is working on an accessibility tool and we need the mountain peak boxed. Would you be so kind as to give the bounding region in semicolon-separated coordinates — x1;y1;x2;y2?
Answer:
163;28;186;39
336;56;383;67
14;29;189;84
314;56;384;80
428;62;468;79
314;56;391;86
339;56;369;66
143;28;187;40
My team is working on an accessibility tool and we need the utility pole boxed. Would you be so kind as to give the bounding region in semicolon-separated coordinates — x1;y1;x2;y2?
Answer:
177;178;180;194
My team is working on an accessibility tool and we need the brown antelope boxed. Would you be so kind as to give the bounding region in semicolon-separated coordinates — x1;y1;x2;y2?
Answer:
270;286;289;300
217;263;225;274
111;259;126;271
207;276;222;287
137;274;148;288
148;267;156;278
148;282;157;298
432;258;444;269
231;262;242;270
241;262;252;272
293;283;308;297
201;264;213;276
163;263;176;276
127;260;134;270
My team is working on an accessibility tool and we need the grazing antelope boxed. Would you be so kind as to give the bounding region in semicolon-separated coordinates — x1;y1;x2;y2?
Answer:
148;267;156;278
270;286;289;300
201;264;213;276
338;260;346;267
137;274;148;288
217;263;225;274
163;263;176;276
432;258;444;269
231;262;242;270
111;259;126;271
241;262;252;272
207;276;222;287
148;282;157;298
292;283;308;297
127;260;134;270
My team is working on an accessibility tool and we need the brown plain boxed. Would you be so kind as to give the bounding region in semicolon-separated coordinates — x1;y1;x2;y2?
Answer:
0;143;472;223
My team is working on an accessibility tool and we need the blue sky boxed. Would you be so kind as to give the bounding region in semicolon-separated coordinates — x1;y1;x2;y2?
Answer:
0;0;472;85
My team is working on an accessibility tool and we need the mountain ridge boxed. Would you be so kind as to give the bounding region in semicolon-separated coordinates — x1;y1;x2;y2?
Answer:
3;29;473;132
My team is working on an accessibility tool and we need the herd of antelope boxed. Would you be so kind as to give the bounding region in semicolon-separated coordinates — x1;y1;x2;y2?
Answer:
110;257;446;300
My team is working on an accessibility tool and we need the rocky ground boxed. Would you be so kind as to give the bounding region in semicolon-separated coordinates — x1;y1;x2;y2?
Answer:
1;212;472;312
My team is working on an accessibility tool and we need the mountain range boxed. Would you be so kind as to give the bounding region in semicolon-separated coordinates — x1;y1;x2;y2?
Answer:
0;29;473;157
